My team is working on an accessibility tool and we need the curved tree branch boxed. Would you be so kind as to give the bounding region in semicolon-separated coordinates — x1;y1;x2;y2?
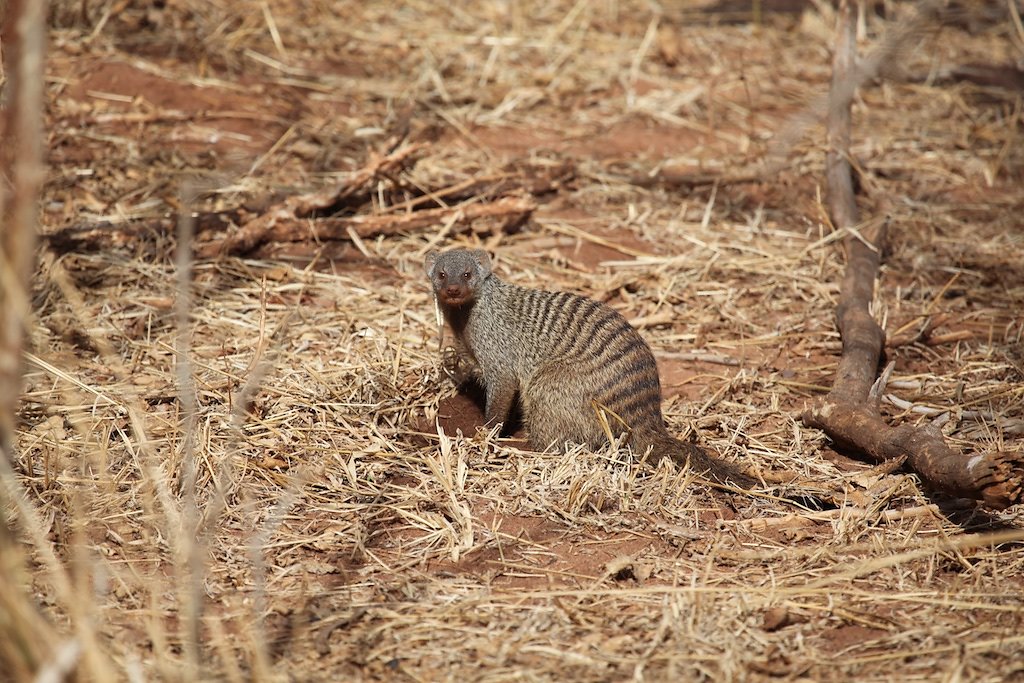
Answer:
800;0;1023;510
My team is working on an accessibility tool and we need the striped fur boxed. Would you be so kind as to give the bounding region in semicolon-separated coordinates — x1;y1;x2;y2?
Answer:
425;248;752;487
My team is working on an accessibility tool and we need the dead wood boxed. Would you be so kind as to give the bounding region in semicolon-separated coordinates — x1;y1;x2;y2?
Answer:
253;195;537;245
195;142;429;257
800;0;1024;510
626;168;764;189
946;63;1024;91
45;217;184;254
46;191;538;257
47;143;543;258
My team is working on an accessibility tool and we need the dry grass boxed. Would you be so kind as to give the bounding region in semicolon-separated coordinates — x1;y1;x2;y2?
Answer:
5;0;1024;680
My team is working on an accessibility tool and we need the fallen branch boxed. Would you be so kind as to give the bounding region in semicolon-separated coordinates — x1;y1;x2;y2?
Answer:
196;142;428;257
255;194;537;245
945;63;1024;91
46;192;538;259
626;168;764;189
800;0;1023;509
47;154;543;258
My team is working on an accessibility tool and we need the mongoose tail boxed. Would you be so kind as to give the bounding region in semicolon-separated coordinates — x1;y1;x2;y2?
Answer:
644;430;758;490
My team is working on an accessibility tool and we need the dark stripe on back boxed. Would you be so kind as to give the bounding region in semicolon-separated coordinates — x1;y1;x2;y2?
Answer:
535;290;559;334
601;366;659;408
549;297;599;358
522;289;543;331
614;383;663;422
597;335;643;369
593;349;652;397
565;308;620;359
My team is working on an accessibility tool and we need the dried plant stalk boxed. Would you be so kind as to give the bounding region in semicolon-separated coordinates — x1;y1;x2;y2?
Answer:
801;0;1024;509
0;0;45;455
0;0;57;678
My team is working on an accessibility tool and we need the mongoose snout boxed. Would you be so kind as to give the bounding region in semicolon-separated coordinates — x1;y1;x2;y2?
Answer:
439;283;471;306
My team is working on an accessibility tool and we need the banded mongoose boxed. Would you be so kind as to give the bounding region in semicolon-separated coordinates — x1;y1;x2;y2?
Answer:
424;248;755;488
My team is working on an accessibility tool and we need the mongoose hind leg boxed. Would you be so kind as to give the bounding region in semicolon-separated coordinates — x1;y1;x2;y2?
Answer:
520;368;610;452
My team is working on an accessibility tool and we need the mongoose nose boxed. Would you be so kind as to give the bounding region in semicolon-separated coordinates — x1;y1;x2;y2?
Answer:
445;285;462;298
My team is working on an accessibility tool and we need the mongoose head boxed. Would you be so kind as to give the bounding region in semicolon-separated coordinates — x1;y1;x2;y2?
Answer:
424;248;492;307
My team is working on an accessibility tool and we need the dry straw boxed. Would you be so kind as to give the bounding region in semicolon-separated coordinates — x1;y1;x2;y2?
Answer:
4;0;1023;680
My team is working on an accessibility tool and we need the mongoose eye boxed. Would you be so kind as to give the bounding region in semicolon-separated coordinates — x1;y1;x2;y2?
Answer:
438;272;447;280
462;271;471;280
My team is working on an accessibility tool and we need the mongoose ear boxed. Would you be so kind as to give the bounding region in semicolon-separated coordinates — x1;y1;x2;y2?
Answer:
469;249;491;275
424;250;440;275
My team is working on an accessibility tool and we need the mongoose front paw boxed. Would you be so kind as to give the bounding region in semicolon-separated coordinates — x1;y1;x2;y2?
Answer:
441;346;482;386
